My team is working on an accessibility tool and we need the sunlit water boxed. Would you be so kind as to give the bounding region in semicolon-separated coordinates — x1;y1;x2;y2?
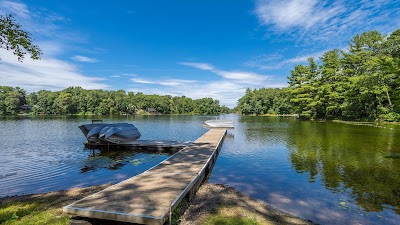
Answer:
1;115;399;224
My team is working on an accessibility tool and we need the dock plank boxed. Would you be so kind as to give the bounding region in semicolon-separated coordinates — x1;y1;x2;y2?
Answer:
64;129;227;225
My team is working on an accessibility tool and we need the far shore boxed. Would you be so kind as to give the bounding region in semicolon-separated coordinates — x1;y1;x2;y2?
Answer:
0;183;314;225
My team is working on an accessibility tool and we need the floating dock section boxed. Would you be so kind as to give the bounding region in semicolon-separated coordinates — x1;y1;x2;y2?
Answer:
84;140;191;154
64;129;227;225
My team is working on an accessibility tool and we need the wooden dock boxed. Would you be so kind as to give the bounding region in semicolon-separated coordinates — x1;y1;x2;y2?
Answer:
84;140;191;154
64;129;227;225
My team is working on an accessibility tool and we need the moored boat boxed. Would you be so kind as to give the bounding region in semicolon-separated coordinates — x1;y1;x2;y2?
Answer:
99;124;141;143
79;124;109;137
86;124;109;142
202;120;234;129
79;123;141;144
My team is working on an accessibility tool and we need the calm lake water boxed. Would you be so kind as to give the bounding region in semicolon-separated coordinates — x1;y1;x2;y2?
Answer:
0;115;399;224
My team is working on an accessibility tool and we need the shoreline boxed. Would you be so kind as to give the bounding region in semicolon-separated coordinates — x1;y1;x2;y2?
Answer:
0;183;314;225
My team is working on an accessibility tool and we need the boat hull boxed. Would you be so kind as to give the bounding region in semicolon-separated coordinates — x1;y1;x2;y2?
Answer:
79;123;141;144
202;120;234;129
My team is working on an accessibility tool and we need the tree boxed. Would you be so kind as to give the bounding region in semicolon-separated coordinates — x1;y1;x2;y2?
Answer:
319;49;345;118
238;29;400;121
0;14;41;61
288;58;319;118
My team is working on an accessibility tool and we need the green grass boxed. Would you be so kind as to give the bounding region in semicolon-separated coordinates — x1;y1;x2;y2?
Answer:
201;207;271;225
203;214;261;225
0;185;110;225
0;201;69;225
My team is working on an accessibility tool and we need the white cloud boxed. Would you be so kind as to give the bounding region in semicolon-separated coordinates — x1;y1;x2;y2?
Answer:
129;77;286;107
131;78;156;84
0;1;67;39
214;70;268;82
246;49;339;70
131;77;198;87
71;55;99;63
0;1;30;18
36;41;64;56
0;49;109;91
159;79;197;86
178;62;215;70
0;1;107;92
255;0;341;30
130;62;284;107
254;0;400;43
179;62;270;85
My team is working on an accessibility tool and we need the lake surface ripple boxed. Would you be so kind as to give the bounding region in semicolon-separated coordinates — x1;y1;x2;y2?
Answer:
1;115;399;225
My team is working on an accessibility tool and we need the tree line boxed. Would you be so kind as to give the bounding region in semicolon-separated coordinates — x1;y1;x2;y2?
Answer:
0;86;230;115
238;29;400;121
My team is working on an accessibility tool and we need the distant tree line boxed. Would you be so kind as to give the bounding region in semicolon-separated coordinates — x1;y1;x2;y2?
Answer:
237;29;400;121
0;86;231;115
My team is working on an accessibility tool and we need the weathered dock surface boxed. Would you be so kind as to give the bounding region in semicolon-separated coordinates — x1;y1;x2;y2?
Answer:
64;129;227;225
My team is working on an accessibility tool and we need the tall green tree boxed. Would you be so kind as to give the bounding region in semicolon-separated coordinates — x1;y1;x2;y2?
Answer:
238;29;400;122
288;58;319;118
319;49;345;118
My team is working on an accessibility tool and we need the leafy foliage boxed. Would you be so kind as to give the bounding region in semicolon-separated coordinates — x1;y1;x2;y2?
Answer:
238;29;400;121
0;86;229;115
0;14;41;61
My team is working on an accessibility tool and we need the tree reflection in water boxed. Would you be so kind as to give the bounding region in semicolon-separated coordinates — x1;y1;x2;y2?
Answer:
285;121;400;214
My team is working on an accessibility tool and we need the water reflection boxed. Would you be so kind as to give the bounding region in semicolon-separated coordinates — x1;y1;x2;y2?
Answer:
286;121;400;214
209;116;400;224
0;115;212;197
1;115;400;224
80;148;170;173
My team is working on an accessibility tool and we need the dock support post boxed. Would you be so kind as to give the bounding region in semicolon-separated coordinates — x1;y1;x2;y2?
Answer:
169;200;172;225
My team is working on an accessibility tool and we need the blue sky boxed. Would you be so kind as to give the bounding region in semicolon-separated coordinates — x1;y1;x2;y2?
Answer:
0;0;399;107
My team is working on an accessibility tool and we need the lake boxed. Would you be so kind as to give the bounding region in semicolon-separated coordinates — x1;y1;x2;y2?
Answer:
0;115;399;224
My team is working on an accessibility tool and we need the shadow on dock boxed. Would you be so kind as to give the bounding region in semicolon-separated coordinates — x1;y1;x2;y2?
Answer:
64;129;227;225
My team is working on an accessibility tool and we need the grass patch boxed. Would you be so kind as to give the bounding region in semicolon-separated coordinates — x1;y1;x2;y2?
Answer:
202;207;272;225
203;215;261;225
0;201;69;225
0;185;109;225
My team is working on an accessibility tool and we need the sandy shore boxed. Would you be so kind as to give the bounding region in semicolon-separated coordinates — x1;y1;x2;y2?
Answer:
0;183;314;225
181;183;314;225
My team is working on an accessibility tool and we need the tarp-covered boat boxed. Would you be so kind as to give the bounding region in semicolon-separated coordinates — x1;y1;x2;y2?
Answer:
79;124;109;137
86;124;109;143
202;120;234;129
79;123;141;144
98;123;141;144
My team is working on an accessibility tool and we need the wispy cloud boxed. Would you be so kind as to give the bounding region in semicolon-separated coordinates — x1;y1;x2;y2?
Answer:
130;76;286;107
71;55;99;63
0;49;109;91
0;0;30;18
0;0;67;39
255;0;341;30
0;1;107;91
179;62;270;84
254;0;400;43
178;62;215;70
246;49;330;70
131;77;198;86
131;78;156;84
129;62;284;107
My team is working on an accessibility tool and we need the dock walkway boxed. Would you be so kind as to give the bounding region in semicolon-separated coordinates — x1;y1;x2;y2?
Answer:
63;129;227;225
